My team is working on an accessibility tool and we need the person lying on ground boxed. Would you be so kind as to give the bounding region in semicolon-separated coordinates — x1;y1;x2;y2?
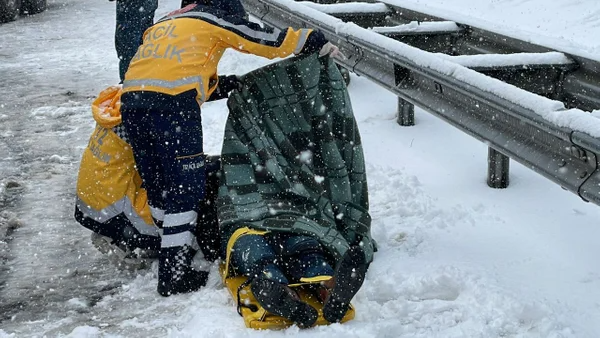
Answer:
227;232;368;328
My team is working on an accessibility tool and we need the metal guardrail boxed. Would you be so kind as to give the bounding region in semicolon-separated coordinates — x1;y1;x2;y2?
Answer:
376;2;600;112
242;0;600;207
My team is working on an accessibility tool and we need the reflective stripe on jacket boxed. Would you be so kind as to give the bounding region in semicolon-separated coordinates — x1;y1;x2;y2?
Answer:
122;4;319;99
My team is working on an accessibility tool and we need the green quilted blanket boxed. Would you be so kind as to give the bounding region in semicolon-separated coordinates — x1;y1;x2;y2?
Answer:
217;54;375;263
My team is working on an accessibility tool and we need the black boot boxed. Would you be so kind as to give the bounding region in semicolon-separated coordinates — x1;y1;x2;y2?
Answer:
250;277;318;328
322;245;368;323
157;246;209;297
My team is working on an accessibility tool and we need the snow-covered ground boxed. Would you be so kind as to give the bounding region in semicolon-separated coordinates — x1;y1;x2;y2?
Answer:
381;0;600;62
1;0;600;337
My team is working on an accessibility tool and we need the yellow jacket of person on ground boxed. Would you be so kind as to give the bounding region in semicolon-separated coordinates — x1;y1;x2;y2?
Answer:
75;86;158;237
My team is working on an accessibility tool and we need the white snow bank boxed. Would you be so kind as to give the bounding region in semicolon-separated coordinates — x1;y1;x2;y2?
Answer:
298;2;390;14
373;21;460;33
379;0;600;63
545;109;600;136
438;52;573;68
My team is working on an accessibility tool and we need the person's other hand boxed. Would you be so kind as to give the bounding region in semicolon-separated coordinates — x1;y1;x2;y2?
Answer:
319;42;347;60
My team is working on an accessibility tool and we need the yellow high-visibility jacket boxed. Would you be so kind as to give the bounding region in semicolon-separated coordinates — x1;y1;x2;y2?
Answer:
122;3;326;101
76;86;159;237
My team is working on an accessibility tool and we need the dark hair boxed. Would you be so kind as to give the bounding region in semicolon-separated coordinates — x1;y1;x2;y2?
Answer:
181;0;246;17
180;0;210;8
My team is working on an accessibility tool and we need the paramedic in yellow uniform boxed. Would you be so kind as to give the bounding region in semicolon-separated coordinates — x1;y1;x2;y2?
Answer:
75;79;236;271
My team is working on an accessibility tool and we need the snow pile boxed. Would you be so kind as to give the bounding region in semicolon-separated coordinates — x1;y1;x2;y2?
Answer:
373;21;460;34
298;1;390;14
380;0;600;62
1;0;600;337
437;52;573;69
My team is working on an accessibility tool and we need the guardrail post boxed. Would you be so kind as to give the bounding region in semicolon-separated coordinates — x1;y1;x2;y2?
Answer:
397;98;415;126
487;147;510;188
394;64;415;126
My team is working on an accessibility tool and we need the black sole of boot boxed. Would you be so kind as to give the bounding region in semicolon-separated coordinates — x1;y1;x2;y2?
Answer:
323;245;368;323
251;278;318;328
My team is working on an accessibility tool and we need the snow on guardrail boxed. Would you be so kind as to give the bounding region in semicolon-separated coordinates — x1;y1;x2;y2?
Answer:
373;21;461;33
437;52;574;68
270;0;600;138
298;1;390;14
